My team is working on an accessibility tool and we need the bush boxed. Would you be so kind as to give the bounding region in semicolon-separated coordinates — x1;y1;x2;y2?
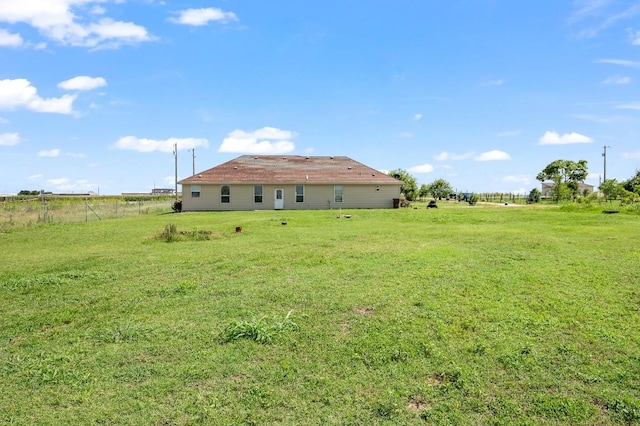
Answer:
160;223;178;242
172;200;182;213
468;193;479;205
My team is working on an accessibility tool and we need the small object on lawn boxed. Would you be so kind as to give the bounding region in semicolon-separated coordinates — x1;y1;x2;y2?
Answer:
281;221;287;225
235;226;243;232
427;200;438;209
505;203;508;206
344;215;351;219
602;210;620;214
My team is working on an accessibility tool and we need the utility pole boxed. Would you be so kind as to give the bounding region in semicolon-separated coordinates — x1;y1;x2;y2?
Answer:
602;145;611;182
191;148;196;175
173;143;178;201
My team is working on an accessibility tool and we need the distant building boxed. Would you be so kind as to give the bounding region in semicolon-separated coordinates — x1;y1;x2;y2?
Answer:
541;182;594;197
151;188;175;195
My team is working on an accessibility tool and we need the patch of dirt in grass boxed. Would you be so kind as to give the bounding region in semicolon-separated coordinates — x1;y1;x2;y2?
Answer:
354;307;374;315
426;375;444;386
408;398;430;412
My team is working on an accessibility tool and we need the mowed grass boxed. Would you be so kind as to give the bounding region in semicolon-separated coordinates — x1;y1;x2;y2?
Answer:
1;204;639;425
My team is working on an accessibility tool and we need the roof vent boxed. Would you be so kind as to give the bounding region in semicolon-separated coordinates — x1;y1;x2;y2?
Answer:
198;174;202;178
234;166;238;169
282;156;287;160
347;166;352;170
254;156;258;160
330;156;334;159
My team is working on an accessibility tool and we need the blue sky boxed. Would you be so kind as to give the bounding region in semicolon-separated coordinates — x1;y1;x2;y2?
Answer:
1;0;639;195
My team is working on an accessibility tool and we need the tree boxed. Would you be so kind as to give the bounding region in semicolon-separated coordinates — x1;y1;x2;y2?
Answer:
622;170;640;195
388;169;418;201
425;178;453;200
599;179;622;202
536;159;588;202
419;184;430;199
527;188;541;203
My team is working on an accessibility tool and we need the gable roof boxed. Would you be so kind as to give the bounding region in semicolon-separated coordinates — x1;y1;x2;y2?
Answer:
178;155;401;185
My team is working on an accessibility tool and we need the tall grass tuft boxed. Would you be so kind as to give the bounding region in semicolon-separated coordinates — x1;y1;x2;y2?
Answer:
219;311;297;344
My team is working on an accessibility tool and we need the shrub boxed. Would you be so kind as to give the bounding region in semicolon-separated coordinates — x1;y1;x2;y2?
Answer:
172;200;182;213
468;193;479;205
161;223;178;242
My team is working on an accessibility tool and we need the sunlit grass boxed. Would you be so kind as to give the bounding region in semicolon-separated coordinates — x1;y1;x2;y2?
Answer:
1;203;638;424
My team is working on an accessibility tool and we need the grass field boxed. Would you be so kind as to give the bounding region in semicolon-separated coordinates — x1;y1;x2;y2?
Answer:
1;203;639;425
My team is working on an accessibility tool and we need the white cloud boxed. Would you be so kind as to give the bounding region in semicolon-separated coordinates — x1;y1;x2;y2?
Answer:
38;149;60;157
58;75;106;91
615;102;640;110
113;136;209;153
631;29;640;45
0;79;76;114
413;113;422;121
66;152;85;158
567;0;610;25
597;58;640;68
0;1;152;49
29;174;42;180
503;174;530;184
434;151;473;161
47;178;69;185
623;152;640;158
539;131;593;145
408;163;435;173
0;132;20;146
0;28;23;47
45;177;96;192
219;127;296;154
170;8;238;26
496;130;521;137
398;132;413;138
572;114;618;123
482;79;504;86
603;75;631;84
475;150;510;161
570;3;640;38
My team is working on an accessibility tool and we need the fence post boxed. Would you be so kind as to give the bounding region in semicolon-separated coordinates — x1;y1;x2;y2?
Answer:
85;198;88;222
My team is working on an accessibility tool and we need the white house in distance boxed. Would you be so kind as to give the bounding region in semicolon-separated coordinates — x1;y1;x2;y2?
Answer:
178;155;402;211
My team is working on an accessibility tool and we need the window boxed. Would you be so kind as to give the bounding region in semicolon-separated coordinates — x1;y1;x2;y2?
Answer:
295;185;304;203
254;185;263;203
334;185;343;203
221;185;230;203
191;184;201;198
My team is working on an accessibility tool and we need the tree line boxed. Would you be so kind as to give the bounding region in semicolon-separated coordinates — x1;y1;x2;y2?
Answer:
389;159;640;204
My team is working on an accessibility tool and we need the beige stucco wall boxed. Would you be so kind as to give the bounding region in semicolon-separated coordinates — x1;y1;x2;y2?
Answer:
181;183;400;211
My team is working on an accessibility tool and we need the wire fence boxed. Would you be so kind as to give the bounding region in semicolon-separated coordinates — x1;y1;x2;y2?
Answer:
1;197;175;229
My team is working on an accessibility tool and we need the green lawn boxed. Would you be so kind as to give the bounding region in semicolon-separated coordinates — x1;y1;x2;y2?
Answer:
1;204;639;425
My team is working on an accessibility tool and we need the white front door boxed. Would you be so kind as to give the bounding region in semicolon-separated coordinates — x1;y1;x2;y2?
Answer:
274;189;284;210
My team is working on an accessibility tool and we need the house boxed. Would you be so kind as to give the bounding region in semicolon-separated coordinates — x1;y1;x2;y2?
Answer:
541;182;594;197
178;155;402;211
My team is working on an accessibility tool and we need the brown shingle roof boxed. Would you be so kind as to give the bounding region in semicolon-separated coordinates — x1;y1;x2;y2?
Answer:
178;155;401;185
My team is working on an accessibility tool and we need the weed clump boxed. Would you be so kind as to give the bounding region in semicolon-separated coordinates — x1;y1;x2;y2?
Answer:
157;224;217;242
219;311;297;344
